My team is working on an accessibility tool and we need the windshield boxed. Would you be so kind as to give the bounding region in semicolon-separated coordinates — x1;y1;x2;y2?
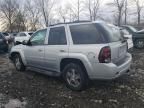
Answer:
128;26;137;32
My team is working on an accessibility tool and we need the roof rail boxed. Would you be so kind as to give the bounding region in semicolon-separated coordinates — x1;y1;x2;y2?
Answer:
50;20;92;26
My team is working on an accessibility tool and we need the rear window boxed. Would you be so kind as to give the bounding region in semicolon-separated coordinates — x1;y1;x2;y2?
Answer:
121;29;130;35
70;24;106;44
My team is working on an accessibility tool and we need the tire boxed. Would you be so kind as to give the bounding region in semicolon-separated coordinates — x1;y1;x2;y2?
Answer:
62;63;89;91
13;54;25;71
135;39;144;49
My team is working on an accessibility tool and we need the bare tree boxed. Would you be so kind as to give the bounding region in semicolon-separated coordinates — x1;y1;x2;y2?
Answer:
133;0;144;25
25;0;40;31
85;0;101;21
36;0;55;27
107;0;125;26
58;6;68;23
70;0;83;21
0;0;19;32
12;11;26;32
124;0;128;24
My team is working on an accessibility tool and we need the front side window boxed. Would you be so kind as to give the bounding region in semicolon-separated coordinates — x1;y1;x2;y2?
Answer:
48;27;67;45
30;29;47;45
70;24;106;44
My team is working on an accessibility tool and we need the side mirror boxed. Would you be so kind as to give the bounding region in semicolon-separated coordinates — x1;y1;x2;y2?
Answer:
22;40;28;45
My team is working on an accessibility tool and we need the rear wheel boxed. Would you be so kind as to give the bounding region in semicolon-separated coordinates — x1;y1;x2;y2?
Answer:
13;54;25;71
63;63;89;91
135;39;144;49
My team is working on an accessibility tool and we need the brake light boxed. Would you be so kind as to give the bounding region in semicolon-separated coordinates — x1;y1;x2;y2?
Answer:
99;46;111;63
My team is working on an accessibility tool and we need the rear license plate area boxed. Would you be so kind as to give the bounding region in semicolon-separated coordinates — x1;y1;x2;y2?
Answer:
119;45;127;57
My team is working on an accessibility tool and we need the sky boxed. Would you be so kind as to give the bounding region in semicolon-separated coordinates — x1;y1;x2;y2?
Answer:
0;0;144;31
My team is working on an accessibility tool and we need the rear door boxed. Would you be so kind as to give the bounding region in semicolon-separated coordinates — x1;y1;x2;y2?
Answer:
24;29;47;68
43;26;69;72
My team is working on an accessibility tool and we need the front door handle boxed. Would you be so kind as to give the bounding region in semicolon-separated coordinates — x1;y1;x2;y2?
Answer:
60;50;66;52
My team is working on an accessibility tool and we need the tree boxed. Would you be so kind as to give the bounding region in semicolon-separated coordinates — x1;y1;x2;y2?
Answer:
107;0;126;26
85;0;101;21
12;11;26;32
36;0;56;27
25;0;40;31
58;6;68;23
70;0;84;21
0;0;19;32
133;0;144;25
124;0;128;24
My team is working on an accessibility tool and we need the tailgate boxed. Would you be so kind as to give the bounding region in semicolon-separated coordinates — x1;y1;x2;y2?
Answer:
109;41;127;64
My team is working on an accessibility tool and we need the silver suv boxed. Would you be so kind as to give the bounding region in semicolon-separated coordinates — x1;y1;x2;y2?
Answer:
9;21;132;91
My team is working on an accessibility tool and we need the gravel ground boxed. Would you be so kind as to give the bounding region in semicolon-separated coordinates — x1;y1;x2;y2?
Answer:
0;49;144;108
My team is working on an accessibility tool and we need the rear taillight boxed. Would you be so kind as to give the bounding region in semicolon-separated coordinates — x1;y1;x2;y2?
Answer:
99;46;111;63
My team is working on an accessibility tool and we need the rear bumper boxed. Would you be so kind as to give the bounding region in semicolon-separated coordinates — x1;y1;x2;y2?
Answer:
89;53;132;80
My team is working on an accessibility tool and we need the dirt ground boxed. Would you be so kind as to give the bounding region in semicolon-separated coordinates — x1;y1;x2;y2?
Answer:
0;49;144;108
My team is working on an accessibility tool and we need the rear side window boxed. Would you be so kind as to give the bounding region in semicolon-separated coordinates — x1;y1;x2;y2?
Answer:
48;27;67;45
97;24;123;42
70;24;106;44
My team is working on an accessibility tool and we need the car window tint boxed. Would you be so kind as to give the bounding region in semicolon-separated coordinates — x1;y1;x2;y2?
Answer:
100;24;123;42
48;27;67;45
30;29;47;45
70;24;106;44
20;33;26;36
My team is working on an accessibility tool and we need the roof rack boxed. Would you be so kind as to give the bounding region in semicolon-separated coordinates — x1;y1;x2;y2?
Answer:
50;20;91;26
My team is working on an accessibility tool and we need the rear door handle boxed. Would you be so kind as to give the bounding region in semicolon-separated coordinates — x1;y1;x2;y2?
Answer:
60;50;66;52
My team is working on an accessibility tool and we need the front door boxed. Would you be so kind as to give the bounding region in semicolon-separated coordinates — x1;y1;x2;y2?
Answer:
24;29;47;69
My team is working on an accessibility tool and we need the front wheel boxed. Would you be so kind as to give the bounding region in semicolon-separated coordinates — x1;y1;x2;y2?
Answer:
13;54;25;71
63;63;89;91
135;39;144;49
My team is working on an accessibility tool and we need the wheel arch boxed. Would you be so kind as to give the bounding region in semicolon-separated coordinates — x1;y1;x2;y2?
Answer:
10;51;26;65
60;58;89;77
